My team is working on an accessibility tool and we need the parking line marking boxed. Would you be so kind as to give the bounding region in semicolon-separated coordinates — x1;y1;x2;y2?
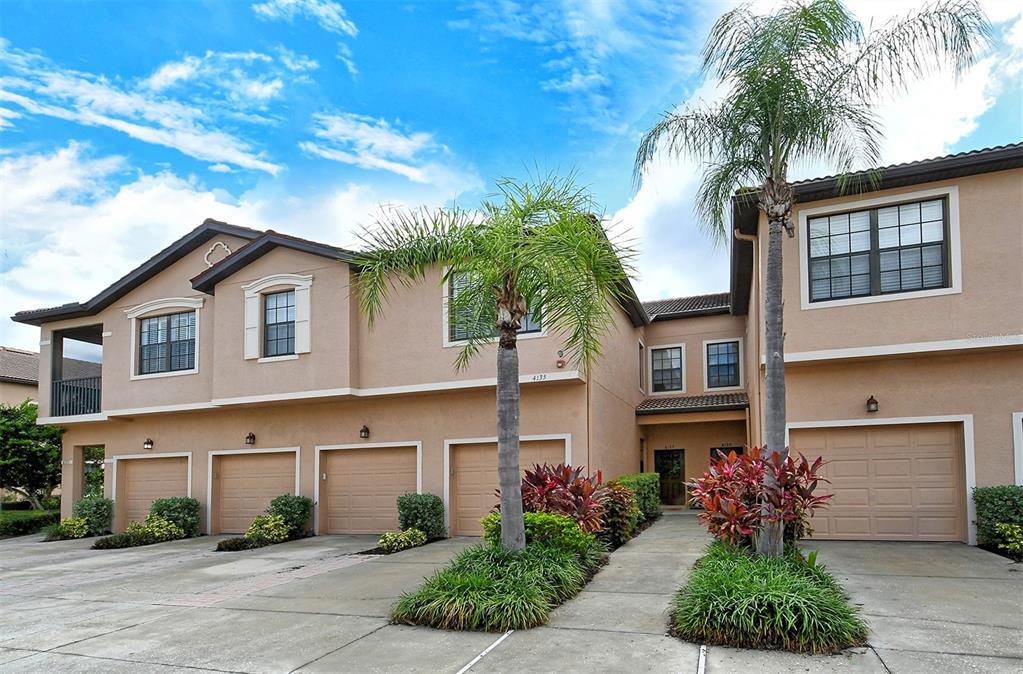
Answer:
456;629;514;674
698;644;707;674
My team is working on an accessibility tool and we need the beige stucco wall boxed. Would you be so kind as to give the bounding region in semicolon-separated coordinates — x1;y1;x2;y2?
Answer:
644;313;747;395
0;381;37;405
785;348;1022;488
59;381;590;526
758;169;1023;355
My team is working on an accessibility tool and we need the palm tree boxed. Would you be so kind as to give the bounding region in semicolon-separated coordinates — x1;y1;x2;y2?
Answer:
635;0;989;556
353;175;635;551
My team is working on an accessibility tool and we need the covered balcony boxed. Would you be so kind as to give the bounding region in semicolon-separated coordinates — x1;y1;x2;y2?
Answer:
49;325;103;416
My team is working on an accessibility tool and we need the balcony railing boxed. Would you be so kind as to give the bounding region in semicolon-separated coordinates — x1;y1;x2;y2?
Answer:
51;377;102;416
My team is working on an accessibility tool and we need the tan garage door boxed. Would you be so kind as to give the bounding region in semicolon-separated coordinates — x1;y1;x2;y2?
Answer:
321;446;418;534
212;451;296;534
790;423;964;541
451;438;566;536
117;456;188;532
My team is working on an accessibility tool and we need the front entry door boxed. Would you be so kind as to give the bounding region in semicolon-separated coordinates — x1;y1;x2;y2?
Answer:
655;449;685;505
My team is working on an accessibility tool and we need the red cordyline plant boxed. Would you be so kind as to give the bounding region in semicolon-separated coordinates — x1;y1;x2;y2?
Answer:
497;463;608;532
687;447;832;548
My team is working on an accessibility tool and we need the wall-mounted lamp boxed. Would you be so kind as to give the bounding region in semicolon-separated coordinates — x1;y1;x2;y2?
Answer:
142;438;154;450
245;432;256;445
359;425;370;439
866;395;879;414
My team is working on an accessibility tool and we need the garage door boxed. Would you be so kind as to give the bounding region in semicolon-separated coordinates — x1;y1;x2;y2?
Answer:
212;452;296;534
450;438;566;535
790;423;964;541
320;445;417;534
116;456;188;532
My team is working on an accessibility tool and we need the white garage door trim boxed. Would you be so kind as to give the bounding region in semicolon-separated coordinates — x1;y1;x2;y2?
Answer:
312;441;423;534
111;452;193;512
1013;411;1023;486
786;415;976;545
206;446;300;534
442;434;571;531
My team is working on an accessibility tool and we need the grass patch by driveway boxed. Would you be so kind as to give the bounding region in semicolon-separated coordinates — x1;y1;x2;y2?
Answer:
671;541;868;654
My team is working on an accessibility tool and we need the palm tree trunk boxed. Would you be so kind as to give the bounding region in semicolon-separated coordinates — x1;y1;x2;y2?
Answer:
757;188;791;558
497;325;526;551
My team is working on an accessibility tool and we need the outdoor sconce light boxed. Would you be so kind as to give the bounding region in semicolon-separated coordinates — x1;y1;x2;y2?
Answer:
866;395;879;414
359;425;370;439
245;432;256;445
143;438;154;450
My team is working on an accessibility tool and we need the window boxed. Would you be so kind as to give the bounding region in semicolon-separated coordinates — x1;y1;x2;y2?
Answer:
808;198;948;302
651;346;683;393
447;273;541;342
638;342;646;392
706;340;740;389
263;290;296;357
139;311;195;374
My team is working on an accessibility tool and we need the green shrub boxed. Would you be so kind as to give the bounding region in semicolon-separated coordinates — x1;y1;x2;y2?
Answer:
216;536;255;552
267;494;314;537
40;495;61;511
481;511;594;556
616;473;660;521
92;532;134;549
51;516;89;540
973;485;1023;549
144;515;184;543
600;480;640;547
378;528;428;553
72;496;113;536
672;542;868;654
397;493;446;540
995;523;1023;559
125;521;153;546
392;542;590;631
149;497;200;537
0;509;59;537
245;514;289;545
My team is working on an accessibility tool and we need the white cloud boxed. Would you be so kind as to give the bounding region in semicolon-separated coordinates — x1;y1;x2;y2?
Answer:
143;56;202;91
0;143;483;352
207;163;233;172
252;0;357;37
299;112;461;184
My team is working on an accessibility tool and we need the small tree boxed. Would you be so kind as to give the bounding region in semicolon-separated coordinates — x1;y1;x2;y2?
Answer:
0;401;63;509
354;175;634;550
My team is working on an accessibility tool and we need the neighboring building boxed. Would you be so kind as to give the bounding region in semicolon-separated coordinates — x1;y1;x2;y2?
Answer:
11;144;1023;545
0;345;101;406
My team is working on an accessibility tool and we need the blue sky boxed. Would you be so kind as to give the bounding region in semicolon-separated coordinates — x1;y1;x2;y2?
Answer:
2;0;1022;355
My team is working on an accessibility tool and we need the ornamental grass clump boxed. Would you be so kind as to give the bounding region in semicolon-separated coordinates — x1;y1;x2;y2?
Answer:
672;542;868;654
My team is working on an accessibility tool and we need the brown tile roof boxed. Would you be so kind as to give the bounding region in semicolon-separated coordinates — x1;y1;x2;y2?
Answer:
0;346;101;385
642;292;730;320
636;392;748;415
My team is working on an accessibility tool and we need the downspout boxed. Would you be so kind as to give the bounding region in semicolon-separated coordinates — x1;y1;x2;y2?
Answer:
734;227;761;447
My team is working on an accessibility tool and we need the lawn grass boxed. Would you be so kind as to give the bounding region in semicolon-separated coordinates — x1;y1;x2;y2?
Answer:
0;509;60;538
671;541;868;654
392;541;606;632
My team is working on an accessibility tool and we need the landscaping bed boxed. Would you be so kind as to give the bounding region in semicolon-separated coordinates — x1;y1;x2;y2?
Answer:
973;485;1023;561
0;509;59;538
671;542;867;654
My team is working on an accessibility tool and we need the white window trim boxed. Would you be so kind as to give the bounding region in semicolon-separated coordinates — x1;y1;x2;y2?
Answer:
440;266;547;348
125;297;204;381
1013;412;1023;487
242;273;313;360
257;354;300;364
205;446;301;534
638;338;646;394
110;452;193;524
312;441;423;534
442;434;572;531
786;415;977;545
647;343;686;396
703;337;744;392
797;185;962;311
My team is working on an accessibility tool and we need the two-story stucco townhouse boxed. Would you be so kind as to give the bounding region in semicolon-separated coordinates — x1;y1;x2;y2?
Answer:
12;143;1022;544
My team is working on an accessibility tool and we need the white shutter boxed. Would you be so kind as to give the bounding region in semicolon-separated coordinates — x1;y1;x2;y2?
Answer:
294;285;311;354
244;293;260;360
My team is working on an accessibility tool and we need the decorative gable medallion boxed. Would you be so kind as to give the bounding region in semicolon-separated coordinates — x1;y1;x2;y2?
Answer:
204;241;232;268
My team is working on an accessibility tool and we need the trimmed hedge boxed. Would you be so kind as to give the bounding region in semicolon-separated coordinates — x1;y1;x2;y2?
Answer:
481;511;595;556
974;485;1023;555
0;509;59;537
616;473;661;521
149;497;201;538
72;496;113;536
397;492;446;540
379;528;427;553
268;495;313;537
92;515;185;549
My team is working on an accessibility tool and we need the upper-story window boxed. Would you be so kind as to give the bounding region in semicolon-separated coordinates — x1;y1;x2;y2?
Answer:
651;345;684;393
139;311;196;375
808;198;948;303
447;273;541;343
263;290;296;357
705;339;741;389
